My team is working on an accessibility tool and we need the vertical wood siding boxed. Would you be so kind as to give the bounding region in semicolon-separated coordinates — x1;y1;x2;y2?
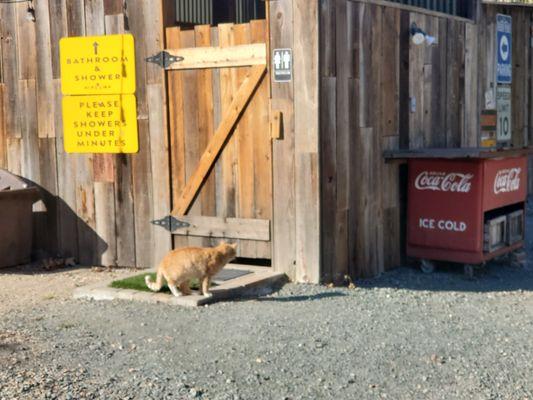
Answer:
320;1;533;280
0;0;175;267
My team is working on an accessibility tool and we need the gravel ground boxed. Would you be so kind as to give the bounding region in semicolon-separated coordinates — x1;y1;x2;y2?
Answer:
1;225;533;399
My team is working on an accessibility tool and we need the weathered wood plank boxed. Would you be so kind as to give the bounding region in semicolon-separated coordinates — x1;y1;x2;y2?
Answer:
147;83;173;265
84;0;105;35
354;128;384;277
114;151;136;266
333;0;350;281
464;22;479;147
104;12;125;33
93;155;115;182
15;2;37;80
250;19;272;259
408;12;426;149
166;27;187;213
379;6;401;271
125;0;148;118
445;18;465;148
131;118;153;267
171;216;270;241
0;84;6;168
511;9;528;148
270;0;296;278
176;29;203;238
0;3;22;138
164;44;267;70
320;0;336;78
348;3;362;280
380;6;400;138
19;79;39;182
382;136;401;269
66;0;86;36
34;0;56;138
210;26;224;225
369;4;385;277
320;77;336;283
529;13;533;147
398;10;411;149
294;0;320;283
49;0;68;79
218;23;238;221
6;138;22;175
141;0;165;86
104;0;123;15
37;137;60;255
94;181;117;266
53;78;79;259
92;13;126;185
233;22;256;257
195;25;217;218
75;154;98;266
64;0;98;266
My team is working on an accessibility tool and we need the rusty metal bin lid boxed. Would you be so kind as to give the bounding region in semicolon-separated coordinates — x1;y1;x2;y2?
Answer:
0;169;30;191
0;169;40;202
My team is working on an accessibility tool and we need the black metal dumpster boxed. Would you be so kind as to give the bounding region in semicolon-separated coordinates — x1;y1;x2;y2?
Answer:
0;170;39;268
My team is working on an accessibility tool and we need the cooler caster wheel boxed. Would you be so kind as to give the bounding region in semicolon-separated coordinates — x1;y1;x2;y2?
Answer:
420;259;436;274
464;264;475;279
509;250;527;268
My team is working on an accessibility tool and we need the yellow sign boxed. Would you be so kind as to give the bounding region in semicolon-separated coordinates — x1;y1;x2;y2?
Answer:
62;94;138;153
60;34;136;95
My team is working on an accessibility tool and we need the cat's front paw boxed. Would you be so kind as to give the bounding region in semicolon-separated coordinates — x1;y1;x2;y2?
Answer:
203;292;213;298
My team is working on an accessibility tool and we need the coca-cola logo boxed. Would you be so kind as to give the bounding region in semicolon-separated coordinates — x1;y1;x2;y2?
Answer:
494;168;521;194
415;171;473;193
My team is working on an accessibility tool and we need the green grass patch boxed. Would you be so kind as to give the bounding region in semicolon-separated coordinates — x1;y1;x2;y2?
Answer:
110;273;215;294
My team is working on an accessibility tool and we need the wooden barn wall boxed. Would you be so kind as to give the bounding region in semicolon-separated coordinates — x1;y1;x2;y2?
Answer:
269;0;320;283
320;0;533;281
0;0;176;268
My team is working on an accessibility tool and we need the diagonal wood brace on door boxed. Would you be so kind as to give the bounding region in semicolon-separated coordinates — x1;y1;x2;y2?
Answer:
170;64;266;217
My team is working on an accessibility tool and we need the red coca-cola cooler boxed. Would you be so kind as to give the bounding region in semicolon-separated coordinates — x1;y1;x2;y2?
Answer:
400;149;529;277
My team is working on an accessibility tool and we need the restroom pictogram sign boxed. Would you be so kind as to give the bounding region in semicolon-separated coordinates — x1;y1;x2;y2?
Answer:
272;48;292;82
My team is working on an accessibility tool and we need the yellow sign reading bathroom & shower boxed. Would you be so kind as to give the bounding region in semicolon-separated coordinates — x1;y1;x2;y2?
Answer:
60;34;136;95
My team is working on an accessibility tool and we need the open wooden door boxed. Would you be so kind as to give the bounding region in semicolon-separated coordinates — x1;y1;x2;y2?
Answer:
155;20;272;260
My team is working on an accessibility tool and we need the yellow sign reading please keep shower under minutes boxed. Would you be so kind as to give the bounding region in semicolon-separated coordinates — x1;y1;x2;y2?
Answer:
62;95;138;153
59;34;136;95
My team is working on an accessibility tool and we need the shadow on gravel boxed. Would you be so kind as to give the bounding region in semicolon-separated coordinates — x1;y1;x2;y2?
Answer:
0;343;19;353
356;262;533;293
0;263;119;277
256;292;347;302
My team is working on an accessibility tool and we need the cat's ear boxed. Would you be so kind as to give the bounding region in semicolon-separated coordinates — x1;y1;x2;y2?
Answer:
230;243;237;249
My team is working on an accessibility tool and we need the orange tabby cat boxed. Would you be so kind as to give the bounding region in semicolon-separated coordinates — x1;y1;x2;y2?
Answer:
145;242;237;297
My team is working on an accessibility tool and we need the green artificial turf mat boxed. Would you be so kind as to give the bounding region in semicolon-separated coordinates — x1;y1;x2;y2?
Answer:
110;273;215;294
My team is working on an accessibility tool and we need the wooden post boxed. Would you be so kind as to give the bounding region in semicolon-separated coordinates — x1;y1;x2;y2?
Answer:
269;0;320;283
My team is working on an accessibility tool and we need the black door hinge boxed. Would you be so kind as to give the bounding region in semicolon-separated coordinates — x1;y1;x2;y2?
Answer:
145;51;183;69
151;215;190;232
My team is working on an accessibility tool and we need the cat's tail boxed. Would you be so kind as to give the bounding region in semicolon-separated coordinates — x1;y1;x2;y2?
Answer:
145;270;164;292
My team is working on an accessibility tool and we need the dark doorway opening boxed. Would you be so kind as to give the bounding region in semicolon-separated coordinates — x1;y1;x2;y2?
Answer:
176;0;266;26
